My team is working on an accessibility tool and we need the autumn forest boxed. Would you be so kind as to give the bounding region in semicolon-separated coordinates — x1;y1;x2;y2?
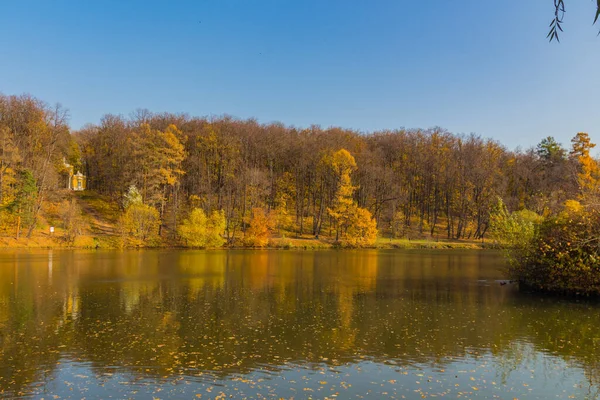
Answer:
0;93;597;251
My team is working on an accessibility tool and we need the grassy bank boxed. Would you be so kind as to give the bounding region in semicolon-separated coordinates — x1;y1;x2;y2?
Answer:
0;234;490;250
374;237;489;250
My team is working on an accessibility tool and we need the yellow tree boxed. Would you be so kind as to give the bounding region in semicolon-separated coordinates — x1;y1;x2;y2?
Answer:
243;208;275;247
344;206;378;247
570;132;600;201
274;172;296;232
327;149;378;246
131;123;186;233
327;149;357;242
119;186;160;247
178;208;226;248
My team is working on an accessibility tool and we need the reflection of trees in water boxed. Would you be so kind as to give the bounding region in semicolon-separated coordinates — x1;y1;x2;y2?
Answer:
0;250;599;396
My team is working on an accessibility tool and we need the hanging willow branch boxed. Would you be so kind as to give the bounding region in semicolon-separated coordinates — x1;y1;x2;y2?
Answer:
548;0;600;42
548;0;565;42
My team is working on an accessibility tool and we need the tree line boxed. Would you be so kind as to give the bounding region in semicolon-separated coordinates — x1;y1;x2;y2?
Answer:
0;92;596;247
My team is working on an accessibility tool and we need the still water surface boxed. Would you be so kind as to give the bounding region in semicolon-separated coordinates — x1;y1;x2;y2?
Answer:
0;249;599;399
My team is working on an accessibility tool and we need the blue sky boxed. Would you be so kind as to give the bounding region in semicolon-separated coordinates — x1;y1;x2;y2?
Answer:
1;0;598;151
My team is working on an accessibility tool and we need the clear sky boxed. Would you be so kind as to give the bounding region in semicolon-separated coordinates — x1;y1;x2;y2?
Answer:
1;0;598;151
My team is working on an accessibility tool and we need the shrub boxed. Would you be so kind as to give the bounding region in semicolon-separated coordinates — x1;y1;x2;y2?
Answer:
340;206;378;248
178;208;226;248
243;208;275;247
511;202;600;295
60;199;86;243
119;203;160;247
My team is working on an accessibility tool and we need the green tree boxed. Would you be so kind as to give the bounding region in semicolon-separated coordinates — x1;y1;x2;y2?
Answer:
8;169;38;239
536;136;566;162
489;197;542;263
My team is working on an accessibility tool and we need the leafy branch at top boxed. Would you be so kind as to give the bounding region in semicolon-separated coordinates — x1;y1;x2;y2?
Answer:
548;0;600;42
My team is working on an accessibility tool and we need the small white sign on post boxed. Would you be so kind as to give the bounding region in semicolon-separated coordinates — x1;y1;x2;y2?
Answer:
49;226;54;235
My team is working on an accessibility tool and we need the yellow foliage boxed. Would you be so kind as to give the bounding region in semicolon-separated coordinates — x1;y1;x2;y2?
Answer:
244;208;275;247
563;199;582;214
133;124;186;205
0;210;16;235
391;211;408;238
326;148;379;246
73;236;97;248
60;199;86;243
570;132;600;200
119;203;160;247
274;172;297;232
341;206;378;247
178;208;226;248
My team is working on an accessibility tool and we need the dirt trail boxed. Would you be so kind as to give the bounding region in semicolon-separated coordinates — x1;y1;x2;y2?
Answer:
73;194;118;237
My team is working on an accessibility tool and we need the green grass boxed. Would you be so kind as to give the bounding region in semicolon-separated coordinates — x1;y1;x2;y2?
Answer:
374;237;488;250
75;191;121;223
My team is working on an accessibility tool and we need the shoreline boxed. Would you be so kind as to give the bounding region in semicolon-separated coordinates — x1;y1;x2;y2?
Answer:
0;235;493;250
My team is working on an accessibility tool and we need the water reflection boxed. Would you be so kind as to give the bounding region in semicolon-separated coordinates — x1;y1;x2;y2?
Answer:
0;250;599;398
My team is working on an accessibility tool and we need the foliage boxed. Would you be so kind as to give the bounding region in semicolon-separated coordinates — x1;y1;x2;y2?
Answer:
536;136;566;162
326;149;379;247
66;140;83;173
1;169;38;238
391;211;408;239
130;123;186;206
243;208;275;247
570;132;600;200
60;198;85;243
513;203;600;295
503;134;600;295
76;111;564;243
273;172;296;232
0;126;21;206
489;197;542;248
119;202;160;247
548;0;600;41
1;92;597;250
178;208;226;248
0;95;71;238
123;185;143;209
341;205;378;247
327;149;357;237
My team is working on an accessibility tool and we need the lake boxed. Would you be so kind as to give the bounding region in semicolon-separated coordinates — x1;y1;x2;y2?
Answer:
0;249;599;399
